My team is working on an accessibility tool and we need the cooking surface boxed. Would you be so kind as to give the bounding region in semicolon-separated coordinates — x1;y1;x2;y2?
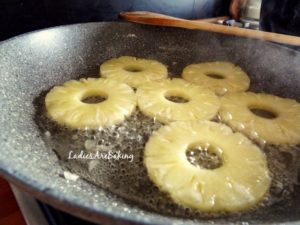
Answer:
0;177;26;225
0;22;300;224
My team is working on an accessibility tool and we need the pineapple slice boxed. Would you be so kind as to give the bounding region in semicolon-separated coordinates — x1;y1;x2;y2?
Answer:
100;56;168;88
136;78;220;124
45;78;136;129
182;61;250;95
219;92;300;145
144;121;271;212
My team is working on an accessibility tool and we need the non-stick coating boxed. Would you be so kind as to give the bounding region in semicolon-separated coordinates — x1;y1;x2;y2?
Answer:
0;22;300;225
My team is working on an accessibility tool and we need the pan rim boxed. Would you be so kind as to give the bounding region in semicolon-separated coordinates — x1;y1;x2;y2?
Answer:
0;21;299;55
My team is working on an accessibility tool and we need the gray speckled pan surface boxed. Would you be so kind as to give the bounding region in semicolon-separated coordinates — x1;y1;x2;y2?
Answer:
0;22;300;225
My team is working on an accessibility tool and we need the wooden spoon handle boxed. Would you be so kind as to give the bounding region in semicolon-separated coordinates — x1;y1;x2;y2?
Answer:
193;16;229;23
120;11;300;46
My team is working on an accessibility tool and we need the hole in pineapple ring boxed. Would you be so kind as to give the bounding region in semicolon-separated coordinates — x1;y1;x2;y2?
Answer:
124;65;144;73
248;106;278;119
186;143;223;170
81;91;108;104
164;90;190;103
205;73;225;79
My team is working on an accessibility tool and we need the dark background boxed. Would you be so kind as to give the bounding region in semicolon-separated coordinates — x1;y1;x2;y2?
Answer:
0;0;230;41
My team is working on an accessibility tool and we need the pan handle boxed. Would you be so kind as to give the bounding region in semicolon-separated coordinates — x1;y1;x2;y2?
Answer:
120;11;300;46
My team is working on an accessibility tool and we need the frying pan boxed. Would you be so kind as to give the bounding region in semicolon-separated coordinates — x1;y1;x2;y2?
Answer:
0;22;300;225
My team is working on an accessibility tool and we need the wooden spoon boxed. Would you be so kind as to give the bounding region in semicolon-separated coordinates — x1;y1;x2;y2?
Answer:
120;11;300;46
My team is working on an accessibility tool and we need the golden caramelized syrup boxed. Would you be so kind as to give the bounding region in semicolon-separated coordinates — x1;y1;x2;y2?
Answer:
34;91;300;220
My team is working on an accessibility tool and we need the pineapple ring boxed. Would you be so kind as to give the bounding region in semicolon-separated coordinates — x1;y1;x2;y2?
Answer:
137;78;220;124
144;121;271;212
182;61;250;95
100;56;168;88
219;92;300;145
45;78;136;129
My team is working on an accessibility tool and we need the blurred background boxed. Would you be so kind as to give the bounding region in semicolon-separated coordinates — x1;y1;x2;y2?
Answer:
0;0;231;41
